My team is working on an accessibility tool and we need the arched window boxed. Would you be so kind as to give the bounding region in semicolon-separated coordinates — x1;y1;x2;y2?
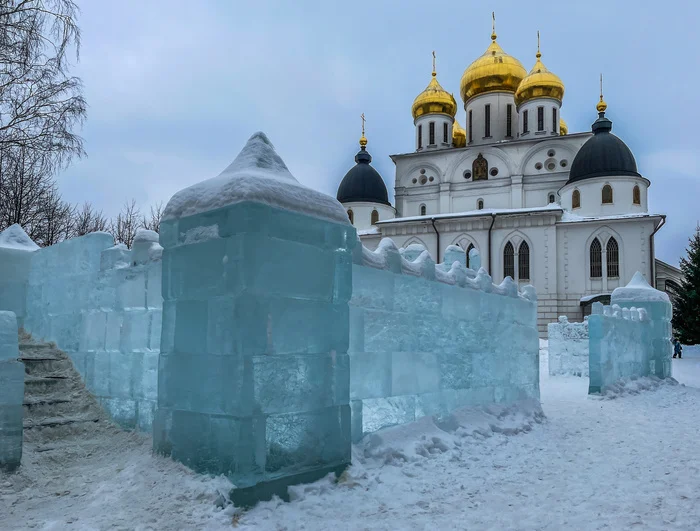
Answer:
371;209;379;225
347;209;354;224
607;237;619;277
602;184;613;204
477;199;484;210
548;193;556;204
420;204;426;216
633;185;641;205
443;122;448;144
572;189;581;209
518;241;530;281
466;243;475;268
590;238;602;278
418;125;422;149
429;122;435;145
503;241;515;280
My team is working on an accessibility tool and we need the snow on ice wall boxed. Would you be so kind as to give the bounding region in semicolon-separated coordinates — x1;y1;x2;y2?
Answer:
547;316;589;377
153;132;355;503
24;231;163;430
349;238;539;442
588;273;673;394
0;224;39;327
0;311;24;471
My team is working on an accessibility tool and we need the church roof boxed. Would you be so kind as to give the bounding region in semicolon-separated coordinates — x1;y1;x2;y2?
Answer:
336;137;390;206
567;104;640;184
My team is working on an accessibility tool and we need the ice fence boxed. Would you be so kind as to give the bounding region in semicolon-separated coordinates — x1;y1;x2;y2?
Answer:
349;238;540;442
588;272;673;394
23;230;163;431
0;224;38;327
547;316;589;377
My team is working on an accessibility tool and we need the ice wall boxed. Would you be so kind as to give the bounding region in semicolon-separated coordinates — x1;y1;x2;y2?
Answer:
588;273;672;393
0;311;24;471
0;224;39;327
153;132;355;505
24;231;163;430
547;316;589;377
349;238;539;442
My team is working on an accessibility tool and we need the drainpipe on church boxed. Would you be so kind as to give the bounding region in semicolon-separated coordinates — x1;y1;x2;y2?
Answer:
430;218;440;263
649;215;666;288
487;213;497;275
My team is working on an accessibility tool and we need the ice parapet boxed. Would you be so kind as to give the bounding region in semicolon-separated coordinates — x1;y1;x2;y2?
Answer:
548;316;589;377
349;238;539;442
0;226;38;327
0;311;23;471
154;132;355;503
588;272;673;394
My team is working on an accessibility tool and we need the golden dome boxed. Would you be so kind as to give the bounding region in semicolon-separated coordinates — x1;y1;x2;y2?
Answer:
411;70;457;120
459;34;527;103
559;118;568;136
596;95;607;113
514;45;564;107
452;119;466;147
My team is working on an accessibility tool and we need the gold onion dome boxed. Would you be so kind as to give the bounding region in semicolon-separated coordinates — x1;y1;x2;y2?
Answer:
411;67;457;120
453;119;467;147
559;118;568;135
514;38;564;107
460;26;526;103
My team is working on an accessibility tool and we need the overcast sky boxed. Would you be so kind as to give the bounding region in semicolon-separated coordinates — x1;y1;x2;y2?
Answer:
56;0;700;266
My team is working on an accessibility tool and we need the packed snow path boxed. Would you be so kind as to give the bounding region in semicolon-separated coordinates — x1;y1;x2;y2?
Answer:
1;350;700;530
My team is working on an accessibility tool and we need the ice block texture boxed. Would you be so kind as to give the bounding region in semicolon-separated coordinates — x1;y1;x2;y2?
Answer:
0;311;23;471
23;232;163;431
154;132;355;496
588;273;672;394
548;316;589;377
349;237;539;442
0;225;38;327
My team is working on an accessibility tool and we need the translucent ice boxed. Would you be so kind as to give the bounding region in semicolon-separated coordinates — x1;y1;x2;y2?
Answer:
0;225;37;326
0;311;23;471
548;318;589;377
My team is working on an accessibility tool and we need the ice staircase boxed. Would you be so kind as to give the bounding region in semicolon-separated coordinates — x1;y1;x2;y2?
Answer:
19;333;108;444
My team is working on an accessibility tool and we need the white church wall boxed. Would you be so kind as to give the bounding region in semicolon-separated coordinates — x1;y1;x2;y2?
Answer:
415;114;453;152
344;202;395;231
517;98;561;139
560;175;649;217
464;92;518;145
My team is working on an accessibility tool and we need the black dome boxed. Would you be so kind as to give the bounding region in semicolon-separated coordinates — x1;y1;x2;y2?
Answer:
567;112;641;184
336;146;390;206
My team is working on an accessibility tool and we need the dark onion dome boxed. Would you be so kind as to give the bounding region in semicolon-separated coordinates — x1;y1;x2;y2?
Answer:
336;135;390;206
567;99;641;184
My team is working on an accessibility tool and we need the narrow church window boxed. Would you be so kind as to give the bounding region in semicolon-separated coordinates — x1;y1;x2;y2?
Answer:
537;107;544;131
420;204;426;216
572;189;581;209
503;241;515;280
506;104;512;137
468;110;473;143
466;243;475;268
590;238;602;278
371;209;379;225
518;241;530;281
443;122;448;144
552;107;557;133
548;193;555;204
523;110;529;134
429;122;435;145
418;125;422;149
484;104;491;137
607;237;619;277
477;199;484;210
602;184;613;204
347;209;354;224
633;185;641;205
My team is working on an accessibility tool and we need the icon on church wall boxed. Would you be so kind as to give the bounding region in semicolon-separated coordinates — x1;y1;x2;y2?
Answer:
473;153;488;180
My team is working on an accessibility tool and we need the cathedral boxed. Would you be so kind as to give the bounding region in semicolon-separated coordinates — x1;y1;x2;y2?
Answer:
335;22;682;335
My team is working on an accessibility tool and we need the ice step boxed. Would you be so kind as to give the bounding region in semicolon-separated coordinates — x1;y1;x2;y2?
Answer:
23;396;78;419
24;374;71;394
23;415;101;429
18;343;56;358
19;357;72;376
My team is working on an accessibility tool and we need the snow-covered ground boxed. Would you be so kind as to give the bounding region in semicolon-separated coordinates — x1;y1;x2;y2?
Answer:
3;347;700;530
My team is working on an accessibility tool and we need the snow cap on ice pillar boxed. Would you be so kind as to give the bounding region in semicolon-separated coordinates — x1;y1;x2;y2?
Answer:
155;131;354;507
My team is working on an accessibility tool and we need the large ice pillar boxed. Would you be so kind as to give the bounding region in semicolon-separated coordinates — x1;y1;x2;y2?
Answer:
153;132;355;505
0;224;39;327
0;311;24;471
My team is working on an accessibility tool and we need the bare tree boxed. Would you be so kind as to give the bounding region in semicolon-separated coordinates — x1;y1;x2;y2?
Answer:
33;186;73;246
72;201;107;236
0;1;86;169
141;201;163;233
110;199;140;248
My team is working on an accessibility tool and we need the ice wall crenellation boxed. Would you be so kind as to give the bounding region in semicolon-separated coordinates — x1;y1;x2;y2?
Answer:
356;237;536;302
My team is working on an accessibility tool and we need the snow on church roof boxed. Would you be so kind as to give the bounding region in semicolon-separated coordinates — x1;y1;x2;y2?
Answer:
377;205;562;225
163;132;350;224
559;212;663;223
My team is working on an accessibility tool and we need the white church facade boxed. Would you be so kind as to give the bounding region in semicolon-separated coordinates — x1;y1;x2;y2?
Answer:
335;25;680;335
